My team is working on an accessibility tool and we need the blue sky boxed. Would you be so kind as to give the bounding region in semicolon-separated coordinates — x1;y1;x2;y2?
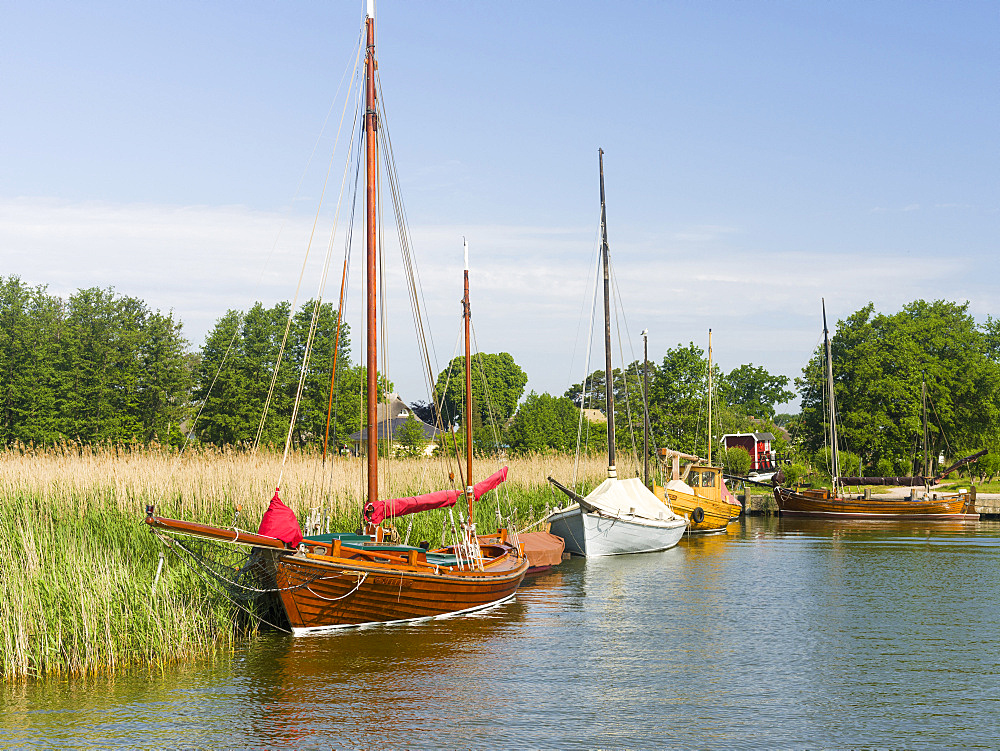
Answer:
1;1;997;410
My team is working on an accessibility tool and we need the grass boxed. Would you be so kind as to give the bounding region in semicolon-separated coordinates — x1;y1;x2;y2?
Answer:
938;479;1000;493
0;443;609;681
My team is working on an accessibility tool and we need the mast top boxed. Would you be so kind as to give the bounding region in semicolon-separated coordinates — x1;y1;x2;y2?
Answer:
463;237;469;272
367;0;374;20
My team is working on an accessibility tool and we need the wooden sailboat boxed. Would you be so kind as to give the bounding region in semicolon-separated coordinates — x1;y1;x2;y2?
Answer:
146;2;527;633
547;149;687;556
772;301;979;521
654;329;741;533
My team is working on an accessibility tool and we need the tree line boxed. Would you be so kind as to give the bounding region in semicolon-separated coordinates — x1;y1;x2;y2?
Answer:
2;276;997;478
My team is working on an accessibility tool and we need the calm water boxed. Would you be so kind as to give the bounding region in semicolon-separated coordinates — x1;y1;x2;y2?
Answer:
4;517;1000;750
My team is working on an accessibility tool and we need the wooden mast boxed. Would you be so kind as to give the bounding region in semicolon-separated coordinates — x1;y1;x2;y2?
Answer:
922;376;929;480
599;148;616;479
642;328;649;487
822;299;840;491
364;1;379;512
707;328;713;466
463;239;474;519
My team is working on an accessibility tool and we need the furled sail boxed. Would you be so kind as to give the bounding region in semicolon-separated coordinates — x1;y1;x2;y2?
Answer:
364;466;509;525
258;489;304;548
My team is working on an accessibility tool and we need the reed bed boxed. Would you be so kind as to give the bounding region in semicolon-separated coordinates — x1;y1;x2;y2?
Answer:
0;444;608;681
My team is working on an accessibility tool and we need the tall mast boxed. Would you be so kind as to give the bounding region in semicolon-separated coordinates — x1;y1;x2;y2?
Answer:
707;328;713;466
599;148;616;479
364;1;379;509
642;328;649;488
922;376;928;479
822;299;840;490
463;239;474;519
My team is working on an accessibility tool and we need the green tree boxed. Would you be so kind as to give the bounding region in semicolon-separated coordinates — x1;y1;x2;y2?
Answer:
720;364;794;420
394;413;428;457
506;392;606;455
722;446;752;476
195;300;359;448
0;278;63;444
434;352;527;430
984;315;1000;363
0;279;191;446
796;300;1000;473
648;343;710;456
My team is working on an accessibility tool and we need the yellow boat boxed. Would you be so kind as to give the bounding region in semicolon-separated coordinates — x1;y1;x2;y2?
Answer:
651;330;741;534
654;450;741;533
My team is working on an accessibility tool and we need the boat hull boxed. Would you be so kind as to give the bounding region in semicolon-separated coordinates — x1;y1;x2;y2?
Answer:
662;492;738;533
773;486;979;521
547;505;687;557
271;549;527;634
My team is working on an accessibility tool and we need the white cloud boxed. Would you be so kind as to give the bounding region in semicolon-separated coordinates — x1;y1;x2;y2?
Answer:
0;197;995;408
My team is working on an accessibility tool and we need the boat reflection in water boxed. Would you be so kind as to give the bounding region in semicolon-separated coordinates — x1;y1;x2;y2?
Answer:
777;515;980;539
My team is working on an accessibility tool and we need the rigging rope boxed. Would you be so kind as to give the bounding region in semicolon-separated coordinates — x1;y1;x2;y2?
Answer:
573;242;603;489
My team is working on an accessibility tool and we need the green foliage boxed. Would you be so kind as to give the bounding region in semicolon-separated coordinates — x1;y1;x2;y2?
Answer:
722;446;752;476
565;343;794;465
394;413;428;457
194;300;366;448
0;277;192;446
814;447;861;478
875;457;895;477
984;315;1000;363
782;462;809;486
720;364;794;419
797;300;1000;472
434;352;527;430
506;392;606;455
975;452;1000;482
567;363;644;456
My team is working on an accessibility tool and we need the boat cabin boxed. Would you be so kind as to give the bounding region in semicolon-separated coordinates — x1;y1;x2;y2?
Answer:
685;466;724;502
720;432;776;473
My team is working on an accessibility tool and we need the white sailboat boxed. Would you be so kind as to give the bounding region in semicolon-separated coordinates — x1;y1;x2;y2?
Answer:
547;149;687;556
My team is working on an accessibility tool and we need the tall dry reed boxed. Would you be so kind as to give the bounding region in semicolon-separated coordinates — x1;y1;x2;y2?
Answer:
0;444;609;680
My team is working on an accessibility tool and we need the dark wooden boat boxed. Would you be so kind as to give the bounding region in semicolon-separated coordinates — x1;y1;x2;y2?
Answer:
773;301;980;522
772;485;978;521
145;1;526;632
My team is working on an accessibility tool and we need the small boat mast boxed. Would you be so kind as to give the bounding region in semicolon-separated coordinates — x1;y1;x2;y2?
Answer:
707;328;713;467
822;299;841;494
599;148;616;480
463;238;474;520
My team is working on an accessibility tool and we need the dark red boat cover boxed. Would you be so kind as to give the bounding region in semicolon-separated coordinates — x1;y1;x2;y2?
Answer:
364;489;462;525
520;531;565;569
473;466;508;499
257;489;303;548
364;466;510;525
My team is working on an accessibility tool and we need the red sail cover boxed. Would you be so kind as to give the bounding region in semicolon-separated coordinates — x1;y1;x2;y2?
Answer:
258;489;303;548
474;466;508;499
365;488;461;526
364;466;509;525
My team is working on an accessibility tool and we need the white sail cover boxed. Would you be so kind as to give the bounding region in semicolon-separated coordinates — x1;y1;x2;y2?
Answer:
665;479;696;495
584;478;684;522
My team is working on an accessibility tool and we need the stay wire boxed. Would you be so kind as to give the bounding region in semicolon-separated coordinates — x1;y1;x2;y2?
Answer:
169;28;365;481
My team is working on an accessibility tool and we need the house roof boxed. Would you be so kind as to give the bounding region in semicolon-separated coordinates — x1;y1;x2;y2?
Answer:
376;393;414;422
721;432;775;442
348;415;443;442
581;408;607;424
